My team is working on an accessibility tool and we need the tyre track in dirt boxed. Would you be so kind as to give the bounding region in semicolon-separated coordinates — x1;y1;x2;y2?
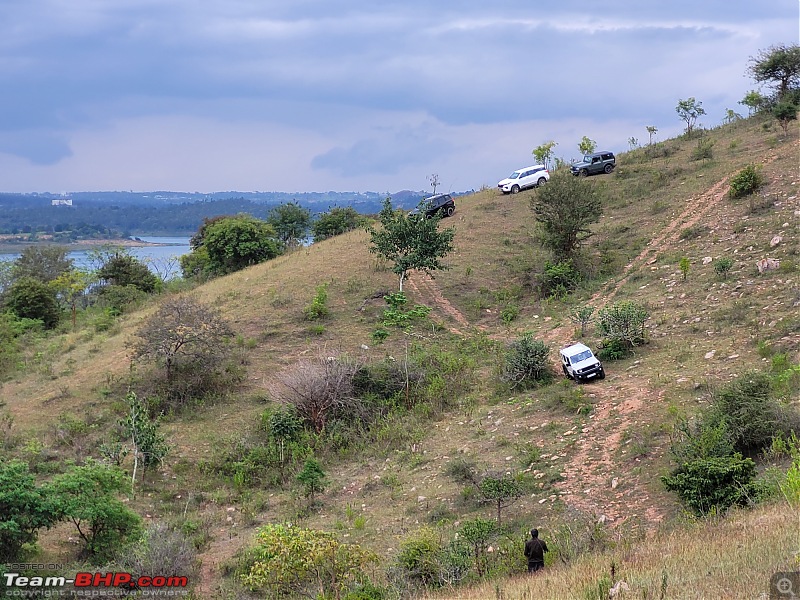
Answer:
406;272;471;335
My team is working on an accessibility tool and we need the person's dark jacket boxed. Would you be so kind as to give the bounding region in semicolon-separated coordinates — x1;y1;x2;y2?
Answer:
524;538;548;563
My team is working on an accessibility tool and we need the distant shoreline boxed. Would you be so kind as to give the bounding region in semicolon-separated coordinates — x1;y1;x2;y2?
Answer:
0;237;180;254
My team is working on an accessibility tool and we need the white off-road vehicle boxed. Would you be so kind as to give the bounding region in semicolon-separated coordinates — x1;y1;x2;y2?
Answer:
559;343;605;382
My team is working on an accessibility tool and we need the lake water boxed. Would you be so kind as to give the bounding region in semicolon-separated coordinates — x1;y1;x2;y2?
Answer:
0;236;192;277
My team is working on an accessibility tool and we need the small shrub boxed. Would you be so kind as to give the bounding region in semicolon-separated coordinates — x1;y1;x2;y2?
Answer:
729;164;765;198
713;256;734;279
303;284;329;321
596;301;649;354
501;334;553;389
538;260;580;299
396;527;443;587
445;457;478;484
499;304;519;324
679;257;690;280
689;138;715;161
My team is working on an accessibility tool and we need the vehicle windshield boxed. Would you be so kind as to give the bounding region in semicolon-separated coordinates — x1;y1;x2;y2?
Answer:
507;172;520;179
569;350;592;363
583;155;592;163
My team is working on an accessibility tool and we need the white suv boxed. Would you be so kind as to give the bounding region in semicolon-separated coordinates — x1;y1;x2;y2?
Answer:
497;165;549;194
559;343;605;382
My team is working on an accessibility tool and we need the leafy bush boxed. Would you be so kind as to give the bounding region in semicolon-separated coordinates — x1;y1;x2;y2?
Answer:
596;301;649;356
303;284;329;320
689;138;715;161
444;457;478;484
396;527;443;587
661;454;761;515
97;284;149;315
713;256;734;279
501;334;552;389
48;461;142;562
729;164;765;198
3;277;60;329
114;523;198;583
0;460;60;561
239;523;378;598
708;370;785;453
538;260;580;299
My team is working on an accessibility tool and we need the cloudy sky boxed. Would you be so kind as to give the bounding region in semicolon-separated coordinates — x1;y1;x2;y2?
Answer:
0;0;796;194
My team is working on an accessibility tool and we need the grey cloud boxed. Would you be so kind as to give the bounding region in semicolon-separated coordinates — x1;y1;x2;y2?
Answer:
311;128;450;177
0;131;72;165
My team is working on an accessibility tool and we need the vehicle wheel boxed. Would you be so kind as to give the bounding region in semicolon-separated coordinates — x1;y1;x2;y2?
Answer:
445;206;454;217
537;177;547;187
604;164;613;174
562;366;572;380
598;368;605;380
511;184;520;194
579;169;589;177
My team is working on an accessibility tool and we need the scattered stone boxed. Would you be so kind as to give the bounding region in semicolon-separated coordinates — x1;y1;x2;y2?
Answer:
538;498;547;504
611;477;619;490
702;256;712;265
417;496;426;502
756;258;780;274
505;456;513;461
728;354;739;359
770;235;783;247
360;344;369;350
705;350;716;359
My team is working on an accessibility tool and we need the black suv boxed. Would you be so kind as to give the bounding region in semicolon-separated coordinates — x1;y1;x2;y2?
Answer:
570;151;616;177
409;194;455;218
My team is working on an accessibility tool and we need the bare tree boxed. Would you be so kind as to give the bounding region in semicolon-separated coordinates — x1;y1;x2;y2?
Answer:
268;352;363;433
428;173;440;194
129;297;234;383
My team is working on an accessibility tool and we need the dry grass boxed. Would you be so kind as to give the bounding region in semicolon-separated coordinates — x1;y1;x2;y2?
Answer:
425;501;800;600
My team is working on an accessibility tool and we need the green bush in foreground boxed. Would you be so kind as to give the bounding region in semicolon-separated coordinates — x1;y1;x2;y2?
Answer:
729;164;764;198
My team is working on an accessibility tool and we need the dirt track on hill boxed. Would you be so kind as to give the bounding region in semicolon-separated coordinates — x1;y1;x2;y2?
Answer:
401;164;755;529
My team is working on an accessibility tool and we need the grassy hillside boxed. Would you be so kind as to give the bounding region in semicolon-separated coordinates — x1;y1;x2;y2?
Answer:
1;113;798;599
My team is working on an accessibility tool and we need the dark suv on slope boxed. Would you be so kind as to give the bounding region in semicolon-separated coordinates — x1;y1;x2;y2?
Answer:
409;194;456;218
570;151;616;177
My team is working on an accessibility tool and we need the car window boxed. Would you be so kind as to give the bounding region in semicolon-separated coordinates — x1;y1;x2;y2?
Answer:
509;172;520;179
569;350;592;363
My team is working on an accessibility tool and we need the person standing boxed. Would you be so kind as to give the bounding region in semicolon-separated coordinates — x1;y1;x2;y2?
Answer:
524;528;549;573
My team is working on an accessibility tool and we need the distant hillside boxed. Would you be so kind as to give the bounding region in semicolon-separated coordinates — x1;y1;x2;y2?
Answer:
0;189;461;236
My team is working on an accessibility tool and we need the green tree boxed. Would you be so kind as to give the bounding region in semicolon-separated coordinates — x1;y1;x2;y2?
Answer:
645;125;658;145
739;90;766;115
458;517;496;576
297;458;327;501
569;305;595;337
119;392;169;488
48;461;141;561
748;43;800;100
50;269;96;330
240;523;378;598
532;141;557;170
10;245;73;284
201;214;283;275
312;207;364;241
676;97;706;136
772;99;798;136
129;296;234;385
477;473;522;526
502;333;552;390
366;198;455;292
0;460;61;561
596;301;649;354
267;202;312;246
529;169;602;259
578;136;597;155
3;276;61;329
97;254;159;293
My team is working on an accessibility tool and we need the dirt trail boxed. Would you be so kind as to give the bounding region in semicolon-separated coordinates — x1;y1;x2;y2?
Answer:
406;272;471;335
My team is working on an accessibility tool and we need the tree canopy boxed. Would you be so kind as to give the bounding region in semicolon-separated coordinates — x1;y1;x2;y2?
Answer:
748;43;800;100
676;97;706;136
367;198;455;291
198;214;283;275
267;202;312;246
529;169;602;259
311;206;364;241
